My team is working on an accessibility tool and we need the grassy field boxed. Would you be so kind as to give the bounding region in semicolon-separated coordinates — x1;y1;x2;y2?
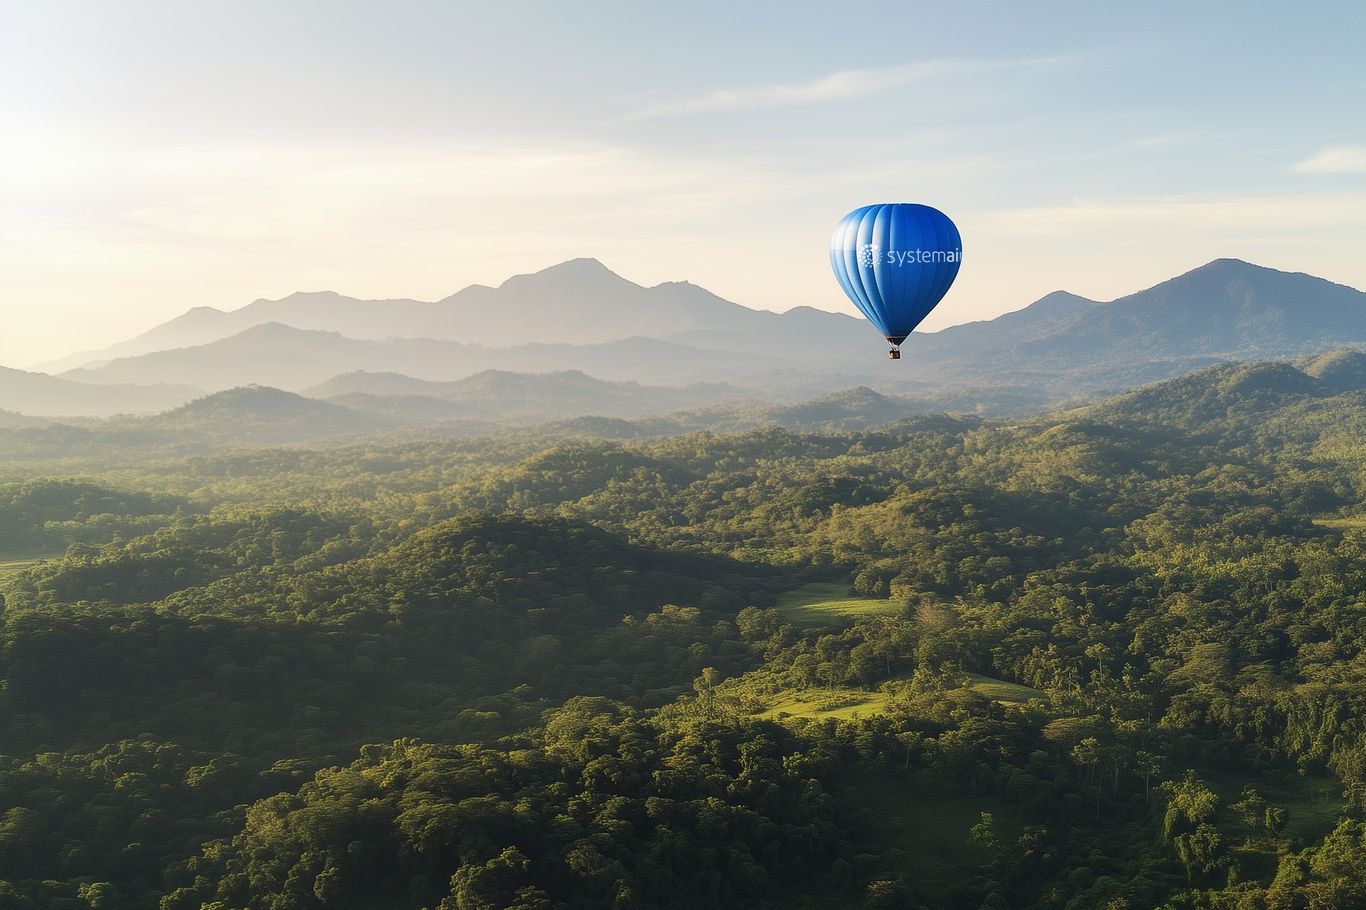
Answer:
1205;769;1344;841
1202;768;1345;881
0;555;54;579
963;672;1044;704
775;582;902;625
759;673;1042;721
759;687;892;721
1313;515;1366;530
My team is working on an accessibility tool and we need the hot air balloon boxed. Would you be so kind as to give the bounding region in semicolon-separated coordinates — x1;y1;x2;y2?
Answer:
830;203;962;359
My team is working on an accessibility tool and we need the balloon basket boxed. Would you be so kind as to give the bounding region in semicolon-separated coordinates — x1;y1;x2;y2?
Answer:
888;348;901;360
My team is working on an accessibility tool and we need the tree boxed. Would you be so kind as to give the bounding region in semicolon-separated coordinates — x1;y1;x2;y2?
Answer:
1173;824;1223;883
442;847;532;910
1232;787;1267;833
969;811;1000;854
1135;751;1163;803
1162;772;1218;841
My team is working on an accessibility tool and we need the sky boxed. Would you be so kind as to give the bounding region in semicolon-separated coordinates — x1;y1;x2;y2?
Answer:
2;1;1365;367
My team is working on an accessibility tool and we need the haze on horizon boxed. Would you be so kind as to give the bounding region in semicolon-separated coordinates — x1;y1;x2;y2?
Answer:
2;0;1365;368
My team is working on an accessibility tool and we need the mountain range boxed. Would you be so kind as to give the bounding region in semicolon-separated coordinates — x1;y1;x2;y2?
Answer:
4;351;1366;465
5;256;1365;419
38;258;873;373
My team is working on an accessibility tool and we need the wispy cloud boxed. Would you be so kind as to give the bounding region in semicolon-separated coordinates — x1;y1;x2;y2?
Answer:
1292;145;1366;174
628;56;1076;120
977;192;1366;237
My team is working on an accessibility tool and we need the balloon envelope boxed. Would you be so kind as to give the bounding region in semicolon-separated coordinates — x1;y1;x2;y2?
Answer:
829;203;962;344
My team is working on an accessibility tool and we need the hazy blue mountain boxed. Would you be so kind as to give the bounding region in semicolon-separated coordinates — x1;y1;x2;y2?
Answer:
0;365;201;418
27;257;1366;418
145;386;392;443
762;386;912;430
38;259;875;371
0;409;55;429
36;257;1108;377
909;290;1099;353
904;259;1366;391
305;371;458;398
308;369;745;422
11;349;1366;464
63;324;800;390
1057;259;1366;356
432;259;866;351
60;324;387;391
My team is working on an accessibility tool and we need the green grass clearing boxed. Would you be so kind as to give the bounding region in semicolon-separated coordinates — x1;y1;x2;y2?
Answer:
759;687;892;721
0;554;57;579
1203;768;1344;843
775;582;901;625
758;673;1040;721
963;672;1044;704
1314;515;1366;530
1201;768;1345;882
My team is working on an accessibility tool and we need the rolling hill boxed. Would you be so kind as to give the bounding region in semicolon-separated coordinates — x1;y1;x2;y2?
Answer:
146;386;390;442
61;324;801;391
309;369;745;421
0;365;201;418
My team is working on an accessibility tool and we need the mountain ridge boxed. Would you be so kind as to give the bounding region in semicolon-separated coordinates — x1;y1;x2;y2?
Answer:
35;258;870;372
10;257;1366;418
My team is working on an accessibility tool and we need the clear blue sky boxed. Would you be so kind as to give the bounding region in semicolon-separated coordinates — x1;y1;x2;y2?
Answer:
3;0;1364;364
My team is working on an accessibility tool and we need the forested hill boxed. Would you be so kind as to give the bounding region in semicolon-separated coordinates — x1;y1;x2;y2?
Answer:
4;350;1365;464
4;356;1366;907
1087;360;1322;429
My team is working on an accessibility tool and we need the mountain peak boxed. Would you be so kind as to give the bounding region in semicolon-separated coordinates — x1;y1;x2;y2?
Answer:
1104;258;1362;317
1194;257;1259;271
1161;257;1344;292
231;322;343;341
500;257;630;287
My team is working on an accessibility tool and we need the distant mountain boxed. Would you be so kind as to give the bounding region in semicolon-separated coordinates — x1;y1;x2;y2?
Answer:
903;260;1366;392
11;348;1366;464
138;387;394;446
38;258;875;372
63;324;801;391
762;387;914;430
26;257;1366;418
910;290;1100;353
1061;259;1366;356
0;387;398;465
0;365;200;418
308;369;745;422
0;409;53;429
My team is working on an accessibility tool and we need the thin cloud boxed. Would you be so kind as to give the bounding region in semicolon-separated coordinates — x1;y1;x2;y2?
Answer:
1292;145;1366;174
628;56;1076;120
978;192;1366;237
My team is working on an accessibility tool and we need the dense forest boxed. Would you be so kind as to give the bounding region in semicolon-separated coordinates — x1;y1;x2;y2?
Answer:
4;355;1366;908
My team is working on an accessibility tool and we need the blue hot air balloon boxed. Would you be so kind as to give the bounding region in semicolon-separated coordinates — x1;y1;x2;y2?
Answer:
830;203;962;359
